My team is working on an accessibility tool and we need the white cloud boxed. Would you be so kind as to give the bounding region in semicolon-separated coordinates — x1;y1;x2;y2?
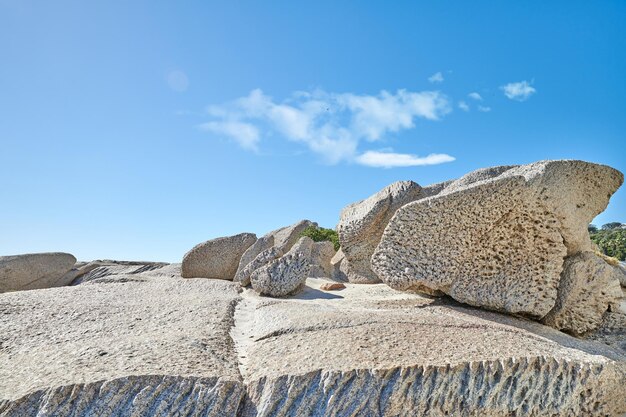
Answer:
355;151;455;168
201;88;452;165
468;92;483;101
428;72;444;84
458;101;470;112
478;105;491;112
500;80;536;101
199;120;260;151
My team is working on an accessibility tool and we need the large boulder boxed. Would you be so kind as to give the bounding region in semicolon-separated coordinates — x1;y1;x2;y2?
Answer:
372;160;623;322
337;181;422;283
0;252;77;293
309;241;336;278
250;237;313;297
234;220;316;286
235;246;284;287
542;252;623;334
182;233;257;279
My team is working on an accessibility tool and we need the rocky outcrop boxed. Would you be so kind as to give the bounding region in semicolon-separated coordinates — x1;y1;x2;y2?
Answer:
234;220;316;286
2;272;626;416
250;237;313;297
235;247;284;287
71;260;171;285
618;261;626;287
0;252;76;293
182;233;256;279
309;241;335;278
372;160;623;323
543;252;623;334
0;276;245;416
235;279;626;417
329;248;348;282
337;181;422;283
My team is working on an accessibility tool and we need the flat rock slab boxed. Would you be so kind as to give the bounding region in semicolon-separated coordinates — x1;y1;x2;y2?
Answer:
0;278;244;416
236;278;626;416
1;274;625;416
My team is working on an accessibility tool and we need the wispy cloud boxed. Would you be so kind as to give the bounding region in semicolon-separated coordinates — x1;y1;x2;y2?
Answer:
458;101;470;112
478;105;491;113
501;80;536;101
200;88;452;166
356;151;455;168
428;72;444;84
468;92;483;101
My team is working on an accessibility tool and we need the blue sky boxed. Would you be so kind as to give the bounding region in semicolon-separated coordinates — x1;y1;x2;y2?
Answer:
1;1;624;262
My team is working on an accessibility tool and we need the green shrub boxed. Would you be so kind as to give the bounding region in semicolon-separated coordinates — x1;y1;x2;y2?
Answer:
300;226;340;251
590;228;626;261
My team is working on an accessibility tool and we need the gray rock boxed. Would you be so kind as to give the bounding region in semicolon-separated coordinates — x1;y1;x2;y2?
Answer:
0;252;77;293
234;280;626;416
337;181;422;283
0;278;245;416
233;220;316;286
543;252;623;334
250;237;313;297
309;241;336;278
182;233;257;280
372;160;623;324
618;262;626;287
234;246;284;287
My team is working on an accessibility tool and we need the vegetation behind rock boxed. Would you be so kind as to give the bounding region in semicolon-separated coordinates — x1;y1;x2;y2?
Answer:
300;226;340;251
589;223;626;261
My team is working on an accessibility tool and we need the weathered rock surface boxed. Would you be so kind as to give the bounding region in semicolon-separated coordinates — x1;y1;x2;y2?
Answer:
0;252;77;293
250;237;313;297
337;181;422;283
543;252;623;334
309;241;335;278
618;261;626;287
2;273;626;416
182;232;257;279
372;160;623;321
71;260;171;285
0;276;245;416
234;221;316;287
329;248;348;282
235;247;284;287
234;279;626;417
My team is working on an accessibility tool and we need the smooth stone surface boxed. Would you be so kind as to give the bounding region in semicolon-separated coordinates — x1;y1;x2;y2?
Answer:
0;252;76;293
309;241;335;278
182;232;257;280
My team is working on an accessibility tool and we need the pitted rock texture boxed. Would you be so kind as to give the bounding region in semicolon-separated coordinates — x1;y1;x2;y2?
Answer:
235;247;284;287
309;241;335;278
235;236;275;281
372;160;623;320
543;252;623;334
234;220;317;286
337;181;422;283
0;277;244;416
182;232;256;279
236;279;626;417
0;252;76;293
250;237;313;297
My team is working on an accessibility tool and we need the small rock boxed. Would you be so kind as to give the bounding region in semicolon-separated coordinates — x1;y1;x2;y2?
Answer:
320;282;346;291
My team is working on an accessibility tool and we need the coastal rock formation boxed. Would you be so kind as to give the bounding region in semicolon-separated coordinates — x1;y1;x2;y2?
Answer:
309;241;335;277
234;220;316;286
2;272;625;416
329;248;348;282
250;237;313;297
0;252;76;293
0;277;245;416
182;232;256;279
372;160;623;321
543;252;623;334
337;181;422;283
235;279;626;416
235;247;284;287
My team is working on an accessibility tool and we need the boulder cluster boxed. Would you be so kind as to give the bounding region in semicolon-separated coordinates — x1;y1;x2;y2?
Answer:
1;159;626;416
